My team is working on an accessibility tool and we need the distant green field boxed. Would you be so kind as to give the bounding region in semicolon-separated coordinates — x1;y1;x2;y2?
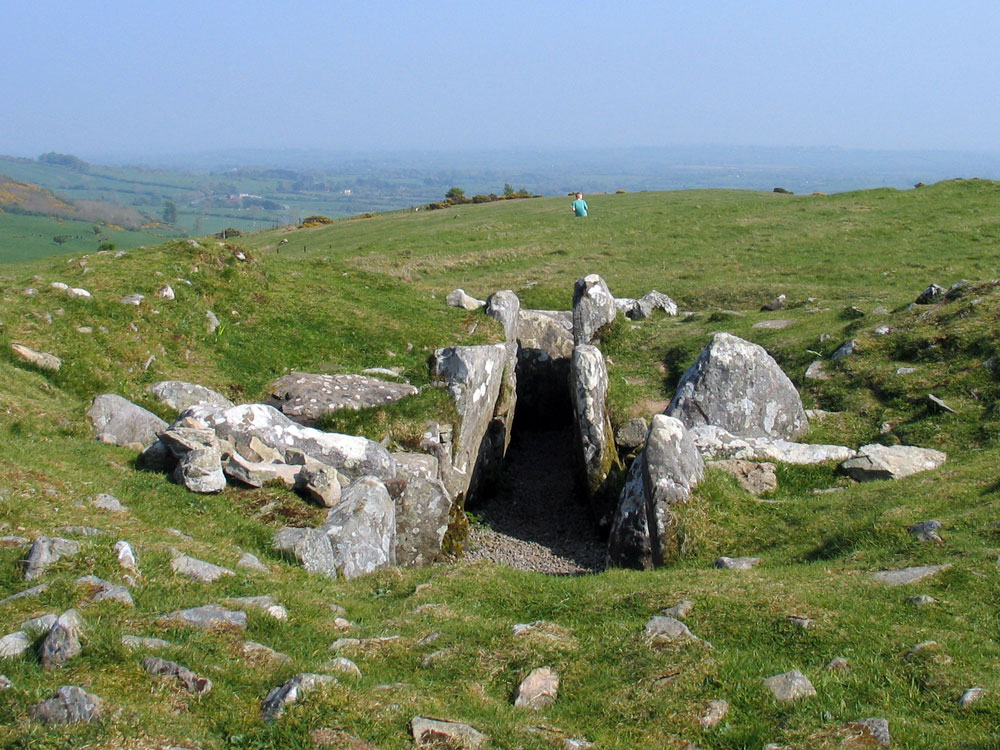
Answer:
0;212;178;263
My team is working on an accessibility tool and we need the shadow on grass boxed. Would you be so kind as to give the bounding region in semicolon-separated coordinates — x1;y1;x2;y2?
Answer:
801;533;859;562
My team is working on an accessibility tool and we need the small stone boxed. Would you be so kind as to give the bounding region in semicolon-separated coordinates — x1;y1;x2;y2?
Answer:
0;584;48;606
170;554;234;583
761;294;786;311
897;366;917;375
11;343;62;371
38;609;84;669
909;520;944;544
122;634;173;651
158;605;246;630
0;675;11;689
563;740;594;750
23;536;80;580
644;616;706;645
831;339;856;360
927;394;957;414
21;614;57;637
321;656;362;679
0;631;31;658
698;698;729;728
871;564;950;586
410;716;488;749
237;552;270;573
827;657;850;672
29;685;103;725
958;687;985;708
787;615;815;629
843;718;890;747
120;293;144;306
905;640;950;663
333;617;355;631
514;666;559;709
662;599;694;619
907;594;937;606
93;493;127;512
714;556;760;570
261;673;337;721
115;540;139;573
242;641;292;665
763;669;816;701
804;360;830;380
76;575;134;606
142;656;213;695
226;595;287;621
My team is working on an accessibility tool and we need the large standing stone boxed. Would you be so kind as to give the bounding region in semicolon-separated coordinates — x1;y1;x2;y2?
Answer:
88;394;167;449
393;476;451;567
322;477;396;580
666;333;808;439
572;274;617;345
268;372;418;424
608;416;702;569
148;381;233;413
841;444;947;481
485;290;521;341
181;403;395;480
430;344;513;502
571;344;623;529
29;686;102;725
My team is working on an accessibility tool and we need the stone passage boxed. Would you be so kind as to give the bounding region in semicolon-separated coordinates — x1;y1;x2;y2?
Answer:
465;427;605;575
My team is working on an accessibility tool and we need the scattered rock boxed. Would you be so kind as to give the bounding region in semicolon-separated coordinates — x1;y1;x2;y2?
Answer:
831;339;856;360
763;669;816;701
38;609;84;669
410;716;488;749
11;343;61;371
874;324;892;335
93;493;127;512
295;463;342;507
761;294;787;311
662;599;694;619
787;615;815;629
0;584;48;606
752;319;794;329
115;540;139;574
804;360;830;380
158;605;247;630
843;718;890;747
871;564;951;586
827;657;850;672
225;453;299;489
698;699;729;728
927;394;957;414
446;288;486;310
237;552;270;573
76;575;134;606
120;293;144;306
161;427;226;493
261;673;337;721
243;641;291;666
714;556;760;570
708;459;777;494
644;616;707;645
29;685;102;725
142;656;213;694
226;595;287;621
206;310;220;333
915;284;945;304
0;631;31;658
171;554;234;583
907;594;937;606
841;444;947;481
0;675;11;689
909;520;943;544
897;366;917;375
322;656;363;679
21;614;57;638
122;635;173;651
958;687;985;708
23;536;80;580
514;666;559;709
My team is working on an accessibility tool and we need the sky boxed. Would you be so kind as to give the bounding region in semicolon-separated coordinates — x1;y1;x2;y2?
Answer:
4;1;1000;160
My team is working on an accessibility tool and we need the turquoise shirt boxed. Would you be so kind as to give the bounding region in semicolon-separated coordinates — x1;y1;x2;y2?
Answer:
572;198;589;217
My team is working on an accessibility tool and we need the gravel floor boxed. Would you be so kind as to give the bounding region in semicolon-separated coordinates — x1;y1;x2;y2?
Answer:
463;427;607;575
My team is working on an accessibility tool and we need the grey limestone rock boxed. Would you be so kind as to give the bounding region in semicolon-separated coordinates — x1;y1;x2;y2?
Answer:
714;556;760;570
763;669;816;701
268;372;418;424
76;575;134;606
23;536;80;580
514;666;559;709
0;584;48;606
662;599;694;619
21;614;57;637
643;615;706;645
274;526;339;577
909;519;944;544
237;551;269;573
752;318;795;329
29;685;103;725
158;605;247;630
261;673;337;721
161;426;227;493
871;564;951;586
142;656;213;694
93;493;127;512
394;476;451;567
38;609;84;669
915;284;945;304
446;288;486;310
845;718;890;746
148;381;233;413
122;634;173;651
667;333;808;440
170;554;234;583
699;699;729;729
804;360;830;380
226;595;287;621
321;655;363;679
572;344;622;529
295;463;342;506
689;425;855;465
0;631;31;658
608;415;702;569
225;452;299;489
831;339;856;360
485;289;521;341
615;417;649;451
635;290;678;319
958;687;985;708
322;476;396;580
841;444;947;481
572;273;617;345
0;675;10;689
88;394;167;448
410;716;488;749
708;459;778;495
11;343;61;371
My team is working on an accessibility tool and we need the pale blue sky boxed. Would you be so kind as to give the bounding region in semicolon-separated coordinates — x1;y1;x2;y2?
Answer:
4;1;999;159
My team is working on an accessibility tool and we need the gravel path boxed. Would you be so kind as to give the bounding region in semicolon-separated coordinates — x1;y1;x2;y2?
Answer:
464;427;607;575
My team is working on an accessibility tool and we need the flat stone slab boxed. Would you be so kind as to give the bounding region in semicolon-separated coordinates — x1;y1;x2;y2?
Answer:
871;564;951;586
269;372;418;423
11;343;61;371
411;716;488;749
158;605;246;630
841;444;946;481
714;556;760;570
751;319;795;329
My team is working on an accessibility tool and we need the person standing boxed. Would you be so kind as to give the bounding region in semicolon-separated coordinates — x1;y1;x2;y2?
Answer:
571;192;588;217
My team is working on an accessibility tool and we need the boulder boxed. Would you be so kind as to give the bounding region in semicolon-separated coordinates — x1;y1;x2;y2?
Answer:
689;425;855;465
571;345;622;529
445;288;485;310
394;476;451;567
667;333;808;439
268;372;418;424
323;477;396;580
572;274;617;345
11;343;61;371
148;381;233;413
88;394;167;449
181;403;395;481
160;427;226;493
841;444;946;481
430;344;513;502
608;416;703;569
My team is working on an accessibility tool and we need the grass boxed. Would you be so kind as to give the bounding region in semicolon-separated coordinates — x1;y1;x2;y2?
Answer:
1;181;999;747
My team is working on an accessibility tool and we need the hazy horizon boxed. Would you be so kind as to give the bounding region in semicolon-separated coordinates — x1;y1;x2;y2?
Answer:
5;2;1000;160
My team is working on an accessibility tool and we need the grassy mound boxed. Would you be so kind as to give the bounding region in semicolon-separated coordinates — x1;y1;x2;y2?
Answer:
1;181;998;748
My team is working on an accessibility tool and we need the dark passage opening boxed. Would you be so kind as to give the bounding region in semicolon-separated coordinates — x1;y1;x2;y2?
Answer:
464;350;606;575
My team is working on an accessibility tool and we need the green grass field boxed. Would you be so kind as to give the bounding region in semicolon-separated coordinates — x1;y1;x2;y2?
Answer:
0;181;998;748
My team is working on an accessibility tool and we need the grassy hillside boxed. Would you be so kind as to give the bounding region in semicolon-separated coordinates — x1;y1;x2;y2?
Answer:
1;181;998;748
